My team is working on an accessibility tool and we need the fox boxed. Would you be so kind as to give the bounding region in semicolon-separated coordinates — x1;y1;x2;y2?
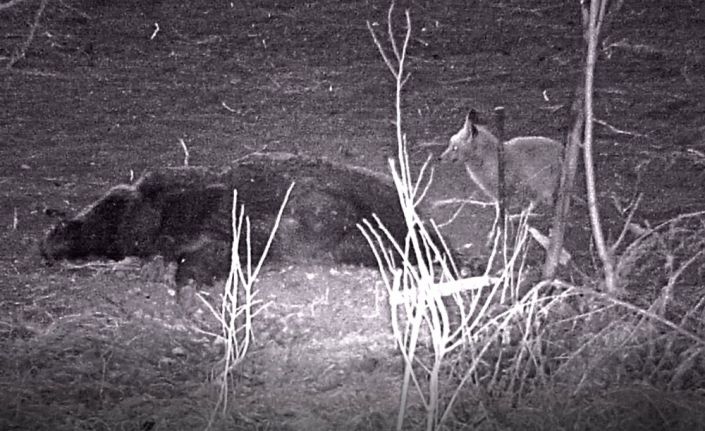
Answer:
439;109;564;207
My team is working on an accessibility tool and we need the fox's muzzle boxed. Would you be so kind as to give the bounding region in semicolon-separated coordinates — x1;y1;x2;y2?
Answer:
438;145;458;163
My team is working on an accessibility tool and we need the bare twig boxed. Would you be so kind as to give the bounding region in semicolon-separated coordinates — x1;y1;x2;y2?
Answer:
204;184;294;426
434;201;467;228
438;75;480;85
0;0;30;12
56;0;91;19
544;0;620;288
610;192;643;253
595;118;646;137
5;0;49;70
178;138;190;166
431;197;503;208
494;106;507;227
149;22;160;40
583;0;618;293
543;86;584;279
221;101;237;113
542;0;595;281
367;3;411;160
367;7;419;429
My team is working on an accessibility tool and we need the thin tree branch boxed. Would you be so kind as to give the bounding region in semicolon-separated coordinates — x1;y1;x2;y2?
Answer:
387;2;400;61
367;21;397;76
583;0;618;293
0;0;30;12
5;0;49;70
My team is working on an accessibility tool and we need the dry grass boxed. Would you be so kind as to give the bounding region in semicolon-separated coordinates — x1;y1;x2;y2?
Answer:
2;0;705;430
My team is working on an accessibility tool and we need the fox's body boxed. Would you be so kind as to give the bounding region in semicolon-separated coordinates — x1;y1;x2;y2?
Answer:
440;110;563;206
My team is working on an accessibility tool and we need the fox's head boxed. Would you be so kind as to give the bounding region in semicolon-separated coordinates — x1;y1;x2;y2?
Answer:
439;109;498;163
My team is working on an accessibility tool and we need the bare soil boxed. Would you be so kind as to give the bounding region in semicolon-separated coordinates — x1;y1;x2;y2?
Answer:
1;0;704;430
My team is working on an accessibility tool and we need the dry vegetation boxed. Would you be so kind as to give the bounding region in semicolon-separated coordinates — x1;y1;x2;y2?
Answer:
1;0;705;430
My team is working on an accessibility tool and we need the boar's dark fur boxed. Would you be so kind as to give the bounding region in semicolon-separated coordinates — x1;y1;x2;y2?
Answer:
41;152;448;285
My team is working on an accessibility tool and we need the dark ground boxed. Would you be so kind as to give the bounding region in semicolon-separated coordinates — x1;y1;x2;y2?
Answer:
1;0;704;430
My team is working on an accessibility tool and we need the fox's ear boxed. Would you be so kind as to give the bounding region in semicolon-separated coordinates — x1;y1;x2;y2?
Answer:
466;109;480;137
467;109;481;124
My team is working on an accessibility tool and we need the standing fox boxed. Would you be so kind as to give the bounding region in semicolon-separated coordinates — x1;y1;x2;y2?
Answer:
440;109;564;207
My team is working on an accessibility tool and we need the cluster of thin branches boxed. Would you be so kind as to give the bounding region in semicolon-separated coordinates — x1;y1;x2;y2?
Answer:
363;1;705;429
200;185;294;429
363;5;570;430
